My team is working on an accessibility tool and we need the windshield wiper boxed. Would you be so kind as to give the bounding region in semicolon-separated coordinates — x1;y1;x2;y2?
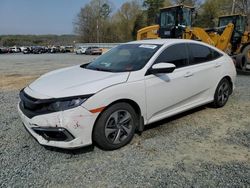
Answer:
86;66;115;72
80;63;90;68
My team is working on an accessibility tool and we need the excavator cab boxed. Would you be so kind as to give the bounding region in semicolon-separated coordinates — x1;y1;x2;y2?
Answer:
218;15;247;51
159;5;194;38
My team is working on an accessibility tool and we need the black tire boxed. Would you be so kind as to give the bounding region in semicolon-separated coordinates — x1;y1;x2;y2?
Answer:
212;78;231;108
241;45;250;70
235;54;243;69
93;103;137;150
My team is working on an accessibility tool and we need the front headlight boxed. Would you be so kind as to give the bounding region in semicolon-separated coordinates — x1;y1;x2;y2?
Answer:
47;98;88;111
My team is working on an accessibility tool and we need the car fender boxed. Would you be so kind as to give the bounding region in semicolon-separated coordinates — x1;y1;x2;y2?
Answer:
221;56;237;88
82;80;147;121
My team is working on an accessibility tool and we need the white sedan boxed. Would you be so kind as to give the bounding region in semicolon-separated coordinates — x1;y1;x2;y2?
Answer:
75;46;87;54
18;39;236;150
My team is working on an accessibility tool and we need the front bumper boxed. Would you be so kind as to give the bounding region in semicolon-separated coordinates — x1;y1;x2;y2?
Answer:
18;103;98;149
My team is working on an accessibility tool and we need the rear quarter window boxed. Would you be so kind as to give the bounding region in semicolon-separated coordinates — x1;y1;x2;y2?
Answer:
188;43;222;65
211;48;222;59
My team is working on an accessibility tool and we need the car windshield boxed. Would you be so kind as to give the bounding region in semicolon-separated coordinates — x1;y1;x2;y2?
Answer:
84;44;161;72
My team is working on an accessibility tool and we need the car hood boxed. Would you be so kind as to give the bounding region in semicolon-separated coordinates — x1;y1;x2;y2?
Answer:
27;65;129;98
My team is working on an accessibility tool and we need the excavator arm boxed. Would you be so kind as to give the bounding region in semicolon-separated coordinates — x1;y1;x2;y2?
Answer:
137;25;159;40
216;23;234;51
183;23;234;52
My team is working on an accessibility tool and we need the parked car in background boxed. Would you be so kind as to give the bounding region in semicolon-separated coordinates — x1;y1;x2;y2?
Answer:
62;46;74;53
18;39;236;150
2;45;76;54
31;46;46;54
9;46;21;53
75;46;87;54
23;47;32;54
21;46;32;53
20;46;28;52
50;46;61;53
0;47;9;54
85;46;102;55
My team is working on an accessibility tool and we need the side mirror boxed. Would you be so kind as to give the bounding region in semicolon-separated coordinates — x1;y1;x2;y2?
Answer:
147;62;176;75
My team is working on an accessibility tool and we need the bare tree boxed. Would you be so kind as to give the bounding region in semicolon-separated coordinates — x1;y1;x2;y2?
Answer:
143;0;165;25
74;0;112;43
112;0;143;41
234;0;250;29
171;0;199;6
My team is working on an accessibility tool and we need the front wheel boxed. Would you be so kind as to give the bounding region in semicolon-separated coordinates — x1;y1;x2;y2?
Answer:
212;78;231;108
93;103;137;150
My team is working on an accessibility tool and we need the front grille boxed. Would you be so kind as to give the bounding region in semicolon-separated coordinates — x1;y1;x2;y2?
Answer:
19;89;54;118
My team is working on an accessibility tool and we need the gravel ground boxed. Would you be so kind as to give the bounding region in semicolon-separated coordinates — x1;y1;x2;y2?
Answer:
0;54;249;187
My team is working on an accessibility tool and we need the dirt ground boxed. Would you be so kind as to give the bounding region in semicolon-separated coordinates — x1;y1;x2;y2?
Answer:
0;53;249;187
0;53;94;90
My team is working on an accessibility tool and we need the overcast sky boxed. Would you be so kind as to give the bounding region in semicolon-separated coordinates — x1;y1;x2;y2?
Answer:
0;0;128;35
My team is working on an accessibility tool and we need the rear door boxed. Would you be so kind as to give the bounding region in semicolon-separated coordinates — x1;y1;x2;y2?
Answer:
187;43;223;99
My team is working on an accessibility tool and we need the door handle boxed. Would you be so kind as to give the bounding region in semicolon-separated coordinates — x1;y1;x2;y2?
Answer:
184;72;194;78
215;63;222;68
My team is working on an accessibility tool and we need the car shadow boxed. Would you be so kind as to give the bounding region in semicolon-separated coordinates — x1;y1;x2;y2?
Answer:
44;105;208;155
236;68;250;75
44;144;95;155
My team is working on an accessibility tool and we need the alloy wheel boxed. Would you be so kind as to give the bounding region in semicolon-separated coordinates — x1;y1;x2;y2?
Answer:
217;81;230;105
104;110;133;144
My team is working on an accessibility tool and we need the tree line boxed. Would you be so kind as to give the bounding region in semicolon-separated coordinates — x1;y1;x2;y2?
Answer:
0;35;77;47
74;0;250;43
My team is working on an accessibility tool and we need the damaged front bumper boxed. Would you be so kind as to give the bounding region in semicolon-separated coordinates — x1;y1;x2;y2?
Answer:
17;102;98;149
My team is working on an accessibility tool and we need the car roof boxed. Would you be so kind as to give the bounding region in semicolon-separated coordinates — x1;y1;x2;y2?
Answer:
128;39;208;45
127;39;225;54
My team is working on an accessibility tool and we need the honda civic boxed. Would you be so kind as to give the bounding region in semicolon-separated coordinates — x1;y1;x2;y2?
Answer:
18;39;236;150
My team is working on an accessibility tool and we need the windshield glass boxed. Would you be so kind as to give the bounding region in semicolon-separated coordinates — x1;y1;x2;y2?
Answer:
179;8;192;26
219;16;245;37
160;9;176;28
218;16;244;30
84;44;161;72
219;17;234;27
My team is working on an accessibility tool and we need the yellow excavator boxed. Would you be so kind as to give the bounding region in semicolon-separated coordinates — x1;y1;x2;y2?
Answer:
137;4;250;72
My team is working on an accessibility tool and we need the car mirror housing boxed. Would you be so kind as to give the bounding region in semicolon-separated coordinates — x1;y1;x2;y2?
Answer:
147;62;176;75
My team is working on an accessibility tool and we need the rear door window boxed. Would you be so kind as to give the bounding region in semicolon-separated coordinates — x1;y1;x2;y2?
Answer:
188;43;222;65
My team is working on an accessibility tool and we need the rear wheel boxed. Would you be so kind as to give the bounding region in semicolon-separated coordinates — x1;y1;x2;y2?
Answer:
93;103;137;150
212;78;231;108
241;45;250;70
